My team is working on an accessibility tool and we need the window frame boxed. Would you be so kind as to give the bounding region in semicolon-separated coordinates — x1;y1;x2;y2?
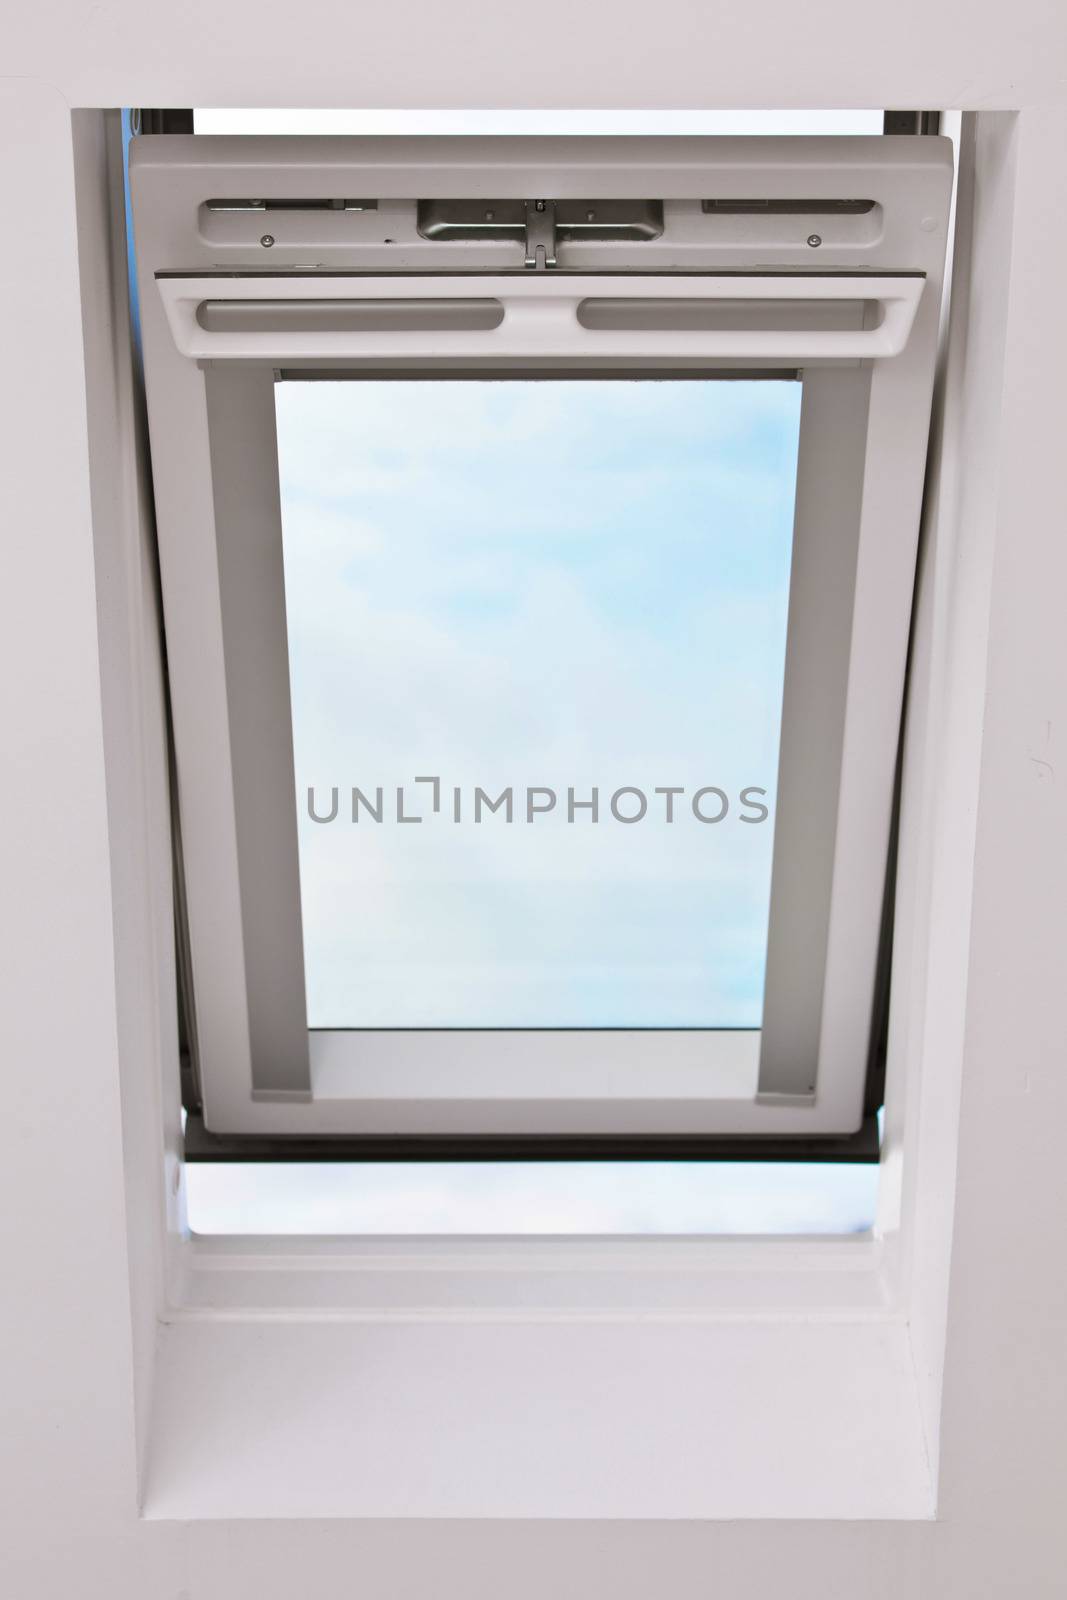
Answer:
129;133;952;1143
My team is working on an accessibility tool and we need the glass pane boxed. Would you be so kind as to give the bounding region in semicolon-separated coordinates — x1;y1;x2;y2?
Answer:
185;1159;878;1236
195;109;885;136
275;378;801;1028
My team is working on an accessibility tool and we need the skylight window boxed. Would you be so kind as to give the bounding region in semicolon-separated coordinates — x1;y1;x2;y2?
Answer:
129;126;951;1168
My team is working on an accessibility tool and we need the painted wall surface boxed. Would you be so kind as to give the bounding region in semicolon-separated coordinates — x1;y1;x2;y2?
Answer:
3;1;1067;110
2;4;1067;1594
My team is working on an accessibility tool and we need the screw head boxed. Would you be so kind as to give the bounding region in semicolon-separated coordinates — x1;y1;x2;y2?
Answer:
807;233;822;248
260;233;275;248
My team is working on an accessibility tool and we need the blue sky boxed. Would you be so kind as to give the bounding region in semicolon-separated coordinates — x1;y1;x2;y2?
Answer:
276;379;801;1029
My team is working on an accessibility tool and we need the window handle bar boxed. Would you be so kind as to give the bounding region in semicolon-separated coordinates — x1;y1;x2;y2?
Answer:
157;272;925;363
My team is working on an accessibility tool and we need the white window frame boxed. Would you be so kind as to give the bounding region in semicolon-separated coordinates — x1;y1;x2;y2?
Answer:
130;133;951;1140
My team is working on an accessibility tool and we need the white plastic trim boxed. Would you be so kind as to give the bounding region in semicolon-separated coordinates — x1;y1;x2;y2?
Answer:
156;272;925;362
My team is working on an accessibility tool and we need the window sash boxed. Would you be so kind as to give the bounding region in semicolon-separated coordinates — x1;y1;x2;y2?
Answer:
130;134;951;1139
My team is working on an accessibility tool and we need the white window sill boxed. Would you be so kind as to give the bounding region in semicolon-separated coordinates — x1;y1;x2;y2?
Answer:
143;1235;933;1521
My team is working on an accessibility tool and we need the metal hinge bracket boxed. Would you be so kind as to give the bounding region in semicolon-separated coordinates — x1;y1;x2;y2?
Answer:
524;199;557;269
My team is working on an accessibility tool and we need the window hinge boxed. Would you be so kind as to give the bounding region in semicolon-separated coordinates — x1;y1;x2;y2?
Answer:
524;200;557;269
